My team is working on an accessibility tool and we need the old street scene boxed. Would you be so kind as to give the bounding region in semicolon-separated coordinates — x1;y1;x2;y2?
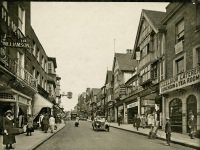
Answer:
0;1;200;150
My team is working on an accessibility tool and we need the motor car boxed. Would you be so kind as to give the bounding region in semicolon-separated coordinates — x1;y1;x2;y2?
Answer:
92;116;109;132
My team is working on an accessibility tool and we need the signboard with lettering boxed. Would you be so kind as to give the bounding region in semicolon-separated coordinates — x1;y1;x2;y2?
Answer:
1;38;31;49
127;102;138;108
160;66;200;94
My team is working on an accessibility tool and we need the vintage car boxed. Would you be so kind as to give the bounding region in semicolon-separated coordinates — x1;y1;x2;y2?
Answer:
92;116;109;132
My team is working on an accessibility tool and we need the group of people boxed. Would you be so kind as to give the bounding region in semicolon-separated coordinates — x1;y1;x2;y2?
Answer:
2;110;57;149
38;113;56;133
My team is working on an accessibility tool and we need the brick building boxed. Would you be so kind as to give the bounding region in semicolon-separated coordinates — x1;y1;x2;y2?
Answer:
160;3;200;133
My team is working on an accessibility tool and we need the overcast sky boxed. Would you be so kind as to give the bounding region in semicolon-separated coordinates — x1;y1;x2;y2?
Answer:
31;2;168;111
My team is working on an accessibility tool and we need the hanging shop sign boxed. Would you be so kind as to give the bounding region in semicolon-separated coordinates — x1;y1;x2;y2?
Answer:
160;66;200;94
127;102;138;109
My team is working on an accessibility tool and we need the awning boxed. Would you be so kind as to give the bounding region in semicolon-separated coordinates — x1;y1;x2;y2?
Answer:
33;93;53;116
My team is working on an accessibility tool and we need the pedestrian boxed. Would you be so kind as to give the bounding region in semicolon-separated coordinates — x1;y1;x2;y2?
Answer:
188;115;195;139
141;115;146;129
39;113;44;131
26;114;33;136
165;117;171;146
3;110;16;149
148;113;155;139
136;115;141;131
42;114;49;133
117;114;121;126
49;115;55;133
133;114;136;128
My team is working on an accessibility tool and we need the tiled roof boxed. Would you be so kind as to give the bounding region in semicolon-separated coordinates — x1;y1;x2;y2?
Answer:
115;53;137;71
143;9;166;30
107;70;113;82
92;88;101;95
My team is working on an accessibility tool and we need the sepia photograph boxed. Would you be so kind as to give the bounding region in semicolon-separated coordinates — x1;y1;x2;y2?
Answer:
0;0;200;150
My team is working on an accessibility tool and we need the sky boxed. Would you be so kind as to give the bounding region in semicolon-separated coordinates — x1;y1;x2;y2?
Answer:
31;2;168;111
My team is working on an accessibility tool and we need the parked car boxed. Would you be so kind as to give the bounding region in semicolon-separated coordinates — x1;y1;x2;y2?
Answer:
92;116;109;132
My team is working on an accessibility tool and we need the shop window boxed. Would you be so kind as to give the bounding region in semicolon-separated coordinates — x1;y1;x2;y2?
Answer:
176;57;184;74
187;95;197;133
176;19;184;43
18;5;25;35
169;98;182;133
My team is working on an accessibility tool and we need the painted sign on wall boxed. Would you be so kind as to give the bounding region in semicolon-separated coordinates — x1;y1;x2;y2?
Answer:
160;66;200;94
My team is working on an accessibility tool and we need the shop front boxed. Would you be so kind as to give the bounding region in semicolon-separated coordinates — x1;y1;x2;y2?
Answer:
160;67;200;133
33;93;53;118
107;101;115;122
118;105;124;123
127;101;138;124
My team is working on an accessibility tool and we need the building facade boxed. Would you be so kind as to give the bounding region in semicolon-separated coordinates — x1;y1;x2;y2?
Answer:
0;1;37;122
160;3;200;133
112;51;136;123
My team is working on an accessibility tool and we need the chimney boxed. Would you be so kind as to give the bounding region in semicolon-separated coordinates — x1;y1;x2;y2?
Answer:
126;49;132;54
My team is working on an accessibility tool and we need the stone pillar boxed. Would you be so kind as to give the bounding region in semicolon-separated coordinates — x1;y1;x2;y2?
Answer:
162;96;166;130
197;93;200;131
137;97;140;115
123;103;127;124
182;98;187;133
13;95;19;118
114;106;118;122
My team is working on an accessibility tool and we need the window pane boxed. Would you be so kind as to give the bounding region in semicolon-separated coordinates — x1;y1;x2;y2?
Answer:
176;58;184;74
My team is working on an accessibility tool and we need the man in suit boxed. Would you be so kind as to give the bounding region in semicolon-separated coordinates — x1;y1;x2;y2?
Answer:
165;117;171;146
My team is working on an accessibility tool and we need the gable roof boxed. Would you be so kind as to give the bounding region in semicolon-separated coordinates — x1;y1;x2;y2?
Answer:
91;88;101;95
114;53;137;71
105;70;113;85
132;9;166;58
143;9;166;31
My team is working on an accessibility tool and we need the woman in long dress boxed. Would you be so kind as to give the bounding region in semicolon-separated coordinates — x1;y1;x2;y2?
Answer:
3;110;16;149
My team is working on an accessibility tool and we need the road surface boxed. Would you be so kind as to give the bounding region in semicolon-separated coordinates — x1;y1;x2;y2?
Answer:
36;121;195;150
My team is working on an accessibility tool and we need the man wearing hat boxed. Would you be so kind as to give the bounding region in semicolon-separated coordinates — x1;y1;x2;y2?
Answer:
165;117;171;146
3;110;16;149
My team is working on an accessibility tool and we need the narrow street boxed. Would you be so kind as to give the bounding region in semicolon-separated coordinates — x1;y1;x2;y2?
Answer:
36;121;195;150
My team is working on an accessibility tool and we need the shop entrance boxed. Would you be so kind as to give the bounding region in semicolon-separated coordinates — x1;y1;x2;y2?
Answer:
169;98;182;133
187;95;197;133
127;107;138;124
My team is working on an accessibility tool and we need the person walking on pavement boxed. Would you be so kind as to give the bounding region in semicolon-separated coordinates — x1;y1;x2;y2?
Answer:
3;110;16;150
136;115;141;131
188;114;195;139
165;117;171;146
39;113;44;131
42;114;49;133
49;115;55;133
117;114;122;126
26;114;33;136
133;114;136;128
141;115;146;129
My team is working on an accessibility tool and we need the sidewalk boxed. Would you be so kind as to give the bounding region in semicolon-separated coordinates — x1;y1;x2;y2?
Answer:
110;123;200;149
0;123;65;150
